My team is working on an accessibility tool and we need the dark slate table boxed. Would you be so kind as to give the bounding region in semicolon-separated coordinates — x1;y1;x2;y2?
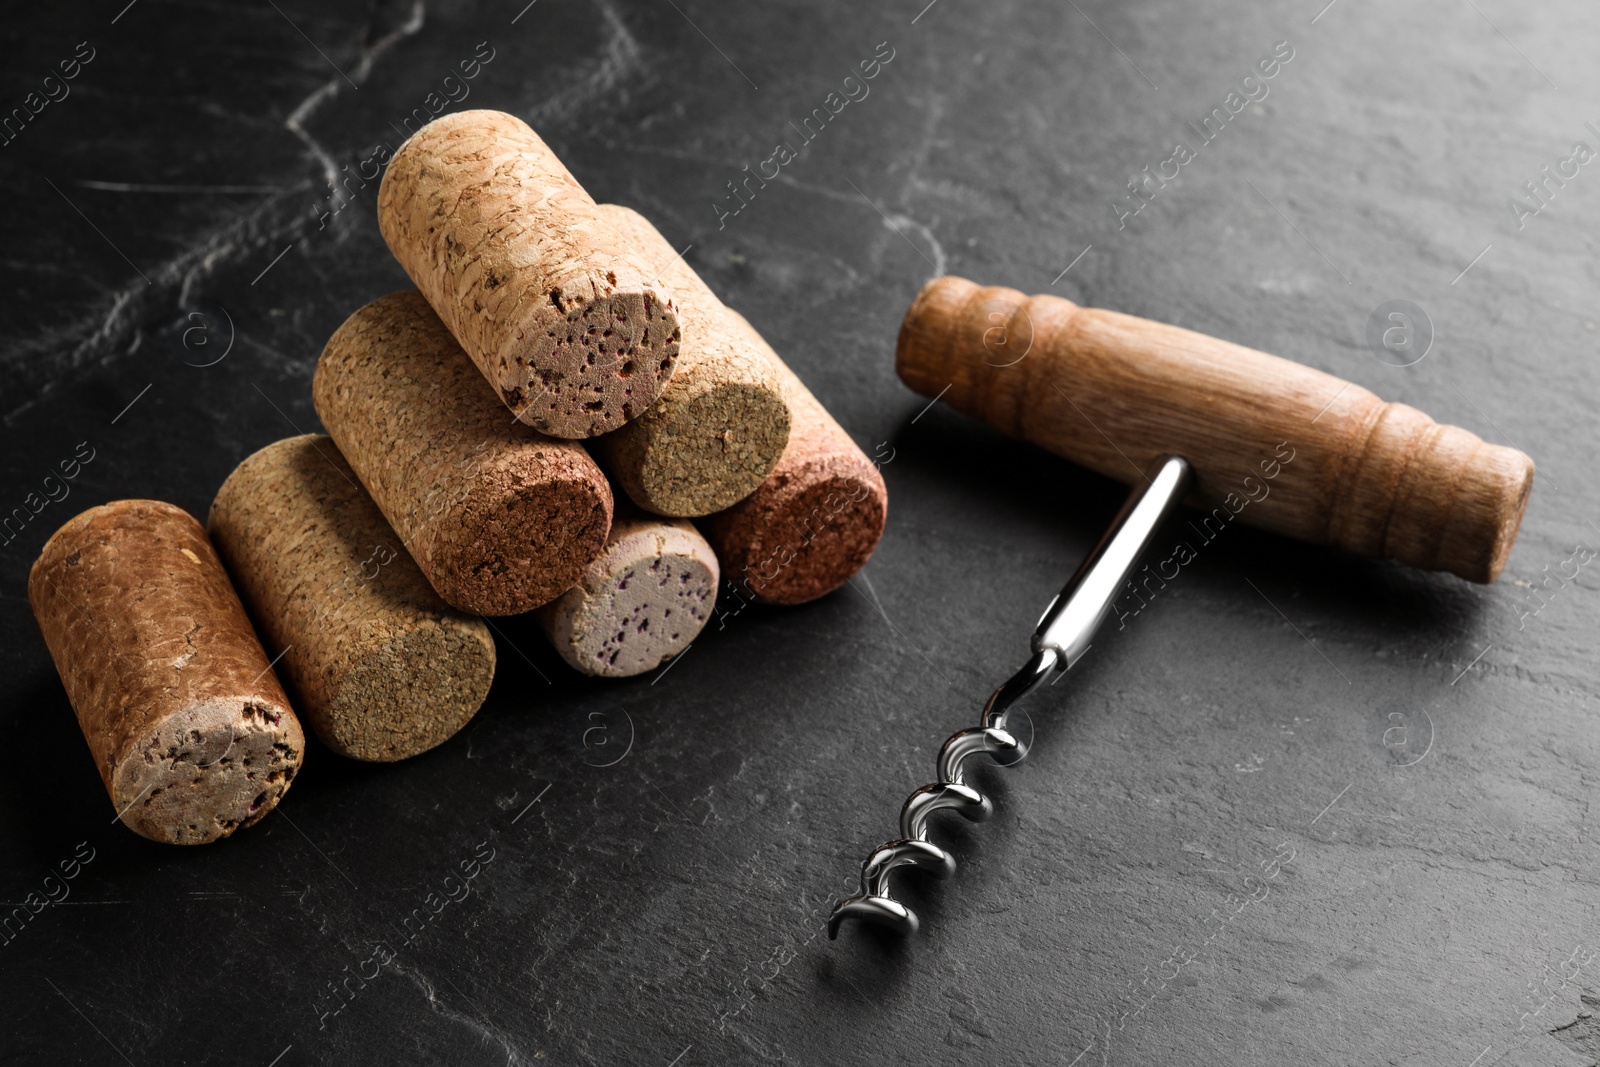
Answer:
4;1;1597;1064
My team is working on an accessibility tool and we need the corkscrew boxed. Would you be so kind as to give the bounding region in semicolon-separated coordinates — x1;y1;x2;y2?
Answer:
829;455;1193;939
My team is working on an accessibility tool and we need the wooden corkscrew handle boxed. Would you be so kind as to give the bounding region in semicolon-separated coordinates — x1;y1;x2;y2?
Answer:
896;276;1535;583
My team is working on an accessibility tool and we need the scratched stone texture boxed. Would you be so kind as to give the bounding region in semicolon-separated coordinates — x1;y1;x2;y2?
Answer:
2;1;1598;1065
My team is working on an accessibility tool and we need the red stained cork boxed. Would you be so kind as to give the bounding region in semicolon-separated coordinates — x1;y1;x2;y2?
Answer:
28;500;304;845
378;109;681;438
209;435;497;762
313;291;613;616
702;347;888;605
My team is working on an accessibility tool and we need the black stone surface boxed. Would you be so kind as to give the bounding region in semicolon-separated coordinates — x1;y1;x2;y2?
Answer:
3;1;1598;1064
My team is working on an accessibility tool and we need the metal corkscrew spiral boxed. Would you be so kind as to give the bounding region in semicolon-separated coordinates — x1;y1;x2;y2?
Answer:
829;455;1193;939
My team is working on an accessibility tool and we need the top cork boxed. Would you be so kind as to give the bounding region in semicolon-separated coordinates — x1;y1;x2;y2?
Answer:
378;109;681;439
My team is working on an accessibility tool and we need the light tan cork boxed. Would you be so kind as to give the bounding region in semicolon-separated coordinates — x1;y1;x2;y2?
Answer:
313;291;613;616
535;506;719;677
588;204;791;517
28;500;304;845
209;435;497;762
378;109;681;438
702;352;888;605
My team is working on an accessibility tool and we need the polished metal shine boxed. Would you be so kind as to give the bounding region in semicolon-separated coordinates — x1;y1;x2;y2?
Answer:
829;455;1194;939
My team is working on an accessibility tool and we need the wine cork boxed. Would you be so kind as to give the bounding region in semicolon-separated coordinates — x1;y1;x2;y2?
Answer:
209;435;497;762
28;500;304;845
313;290;613;616
897;275;1535;583
588;204;791;516
535;507;719;677
378;109;681;438
702;358;887;605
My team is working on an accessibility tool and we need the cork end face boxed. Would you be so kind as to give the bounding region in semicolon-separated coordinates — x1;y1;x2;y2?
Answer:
506;290;681;438
630;381;793;517
541;525;719;677
322;622;496;761
110;698;303;846
432;466;613;615
725;462;888;606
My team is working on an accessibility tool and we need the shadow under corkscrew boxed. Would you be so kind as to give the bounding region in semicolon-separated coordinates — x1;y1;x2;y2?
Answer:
829;456;1194;939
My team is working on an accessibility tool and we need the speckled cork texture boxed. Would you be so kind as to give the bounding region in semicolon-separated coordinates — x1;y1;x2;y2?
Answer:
702;353;888;605
209;435;497;762
27;500;304;845
589;204;791;517
535;506;718;677
378;109;681;438
313;290;613;616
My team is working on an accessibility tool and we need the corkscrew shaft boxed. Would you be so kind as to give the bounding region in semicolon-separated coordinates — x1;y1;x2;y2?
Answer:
829;455;1193;939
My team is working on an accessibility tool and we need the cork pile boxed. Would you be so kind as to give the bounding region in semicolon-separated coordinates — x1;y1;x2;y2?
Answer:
28;109;887;845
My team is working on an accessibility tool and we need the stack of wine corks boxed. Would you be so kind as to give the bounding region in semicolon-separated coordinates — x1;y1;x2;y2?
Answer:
28;107;888;845
371;110;888;607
